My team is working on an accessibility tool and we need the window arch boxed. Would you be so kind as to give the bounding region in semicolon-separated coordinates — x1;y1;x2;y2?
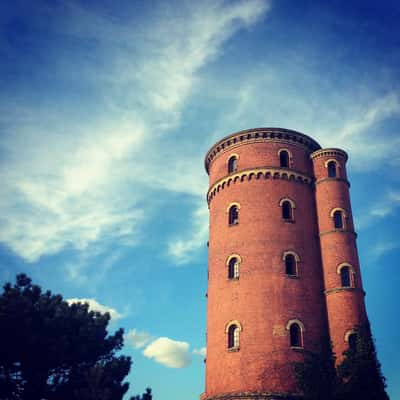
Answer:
340;266;351;287
337;263;355;288
278;149;290;168
280;198;295;222
333;211;343;228
228;205;239;225
324;159;340;178
327;161;337;178
226;254;241;279
330;208;347;229
345;329;358;350
286;319;304;348
283;251;300;276
228;155;238;174
226;320;242;350
348;333;357;350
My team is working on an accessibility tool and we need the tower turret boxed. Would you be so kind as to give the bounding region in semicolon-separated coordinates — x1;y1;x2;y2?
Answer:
311;148;367;360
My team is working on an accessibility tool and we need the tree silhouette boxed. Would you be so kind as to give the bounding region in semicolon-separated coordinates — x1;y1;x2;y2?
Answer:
294;324;389;400
0;274;132;400
336;323;389;400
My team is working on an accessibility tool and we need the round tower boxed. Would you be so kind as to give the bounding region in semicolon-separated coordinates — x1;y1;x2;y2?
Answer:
203;128;329;400
311;149;367;361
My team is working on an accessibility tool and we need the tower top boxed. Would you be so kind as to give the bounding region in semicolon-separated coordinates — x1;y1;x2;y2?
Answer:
204;127;321;174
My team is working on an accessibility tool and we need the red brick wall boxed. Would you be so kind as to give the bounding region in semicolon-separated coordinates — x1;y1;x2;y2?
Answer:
205;136;328;398
312;150;367;361
208;141;314;185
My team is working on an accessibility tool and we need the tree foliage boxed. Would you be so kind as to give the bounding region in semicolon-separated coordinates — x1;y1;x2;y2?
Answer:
336;323;389;400
294;338;338;400
0;274;132;400
130;387;152;400
294;324;389;400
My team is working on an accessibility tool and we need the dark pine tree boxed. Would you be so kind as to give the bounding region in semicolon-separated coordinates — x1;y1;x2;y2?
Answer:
0;274;133;400
294;338;338;400
130;387;152;400
336;323;389;400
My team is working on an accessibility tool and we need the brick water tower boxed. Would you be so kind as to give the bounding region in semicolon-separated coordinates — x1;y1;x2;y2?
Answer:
202;128;367;400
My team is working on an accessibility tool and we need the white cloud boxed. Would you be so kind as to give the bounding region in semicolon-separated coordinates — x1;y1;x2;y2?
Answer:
143;337;191;368
357;190;400;230
193;347;206;357
0;0;270;266
66;298;122;320
125;329;153;349
168;202;209;265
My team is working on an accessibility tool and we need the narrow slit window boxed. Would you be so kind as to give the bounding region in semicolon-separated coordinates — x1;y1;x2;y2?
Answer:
228;156;238;174
333;210;343;229
328;161;337;178
285;254;296;276
228;258;239;279
282;201;293;221
340;266;351;287
290;323;302;347
280;150;289;168
229;205;239;225
228;325;239;349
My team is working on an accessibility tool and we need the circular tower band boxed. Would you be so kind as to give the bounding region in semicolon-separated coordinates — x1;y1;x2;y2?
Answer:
202;128;367;400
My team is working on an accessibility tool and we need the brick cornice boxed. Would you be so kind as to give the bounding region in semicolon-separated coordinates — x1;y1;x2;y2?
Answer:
207;167;313;204
324;287;366;296
205;128;321;174
310;148;348;161
319;229;357;238
315;177;350;187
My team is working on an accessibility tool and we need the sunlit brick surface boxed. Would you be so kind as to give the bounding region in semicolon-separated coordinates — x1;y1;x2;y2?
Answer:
202;129;367;400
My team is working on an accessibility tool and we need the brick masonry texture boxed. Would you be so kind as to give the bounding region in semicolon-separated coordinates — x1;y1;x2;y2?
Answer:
202;128;367;400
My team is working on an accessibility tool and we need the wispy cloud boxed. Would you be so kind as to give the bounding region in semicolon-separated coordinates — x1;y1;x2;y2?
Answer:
193;347;206;357
66;298;123;320
167;202;209;265
125;329;153;349
370;241;399;260
143;337;191;368
356;190;400;230
0;0;270;267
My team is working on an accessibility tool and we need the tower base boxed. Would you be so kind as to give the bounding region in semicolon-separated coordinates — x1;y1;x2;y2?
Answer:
201;392;303;400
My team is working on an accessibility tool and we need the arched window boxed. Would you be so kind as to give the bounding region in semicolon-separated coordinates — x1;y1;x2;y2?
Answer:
228;257;240;279
285;254;297;276
289;323;302;347
279;150;289;168
228;324;240;349
348;333;357;350
228;156;238;174
327;161;337;178
228;205;239;225
340;266;351;287
282;201;293;221
333;210;343;229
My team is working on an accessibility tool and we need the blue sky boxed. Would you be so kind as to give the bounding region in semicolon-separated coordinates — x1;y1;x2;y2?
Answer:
0;0;399;399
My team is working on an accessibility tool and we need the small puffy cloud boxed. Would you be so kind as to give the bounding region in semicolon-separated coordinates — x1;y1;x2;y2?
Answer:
143;337;191;368
193;347;206;357
66;298;122;320
125;329;152;349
